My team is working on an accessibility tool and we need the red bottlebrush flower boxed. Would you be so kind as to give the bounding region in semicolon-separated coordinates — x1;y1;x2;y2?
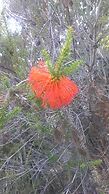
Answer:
28;60;79;109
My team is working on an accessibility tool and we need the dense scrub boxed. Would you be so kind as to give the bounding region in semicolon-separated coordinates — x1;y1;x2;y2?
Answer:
0;0;109;193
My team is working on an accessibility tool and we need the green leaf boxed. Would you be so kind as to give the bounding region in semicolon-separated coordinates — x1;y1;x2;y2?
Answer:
6;106;21;121
63;60;83;75
41;49;54;74
48;153;58;163
79;159;102;169
55;26;73;76
0;107;7;128
90;159;102;167
0;106;21;129
80;162;86;169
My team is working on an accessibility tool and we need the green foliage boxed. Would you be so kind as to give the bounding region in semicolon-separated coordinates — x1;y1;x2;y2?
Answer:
41;49;55;75
41;27;81;77
65;159;102;170
56;26;73;76
48;153;59;163
79;159;102;169
6;106;21;120
0;34;28;79
2;142;21;156
98;15;109;26
9;36;28;78
89;159;102;167
100;35;109;49
42;49;51;66
27;91;42;109
63;60;83;75
25;110;52;134
0;107;7;129
0;106;21;129
0;75;11;90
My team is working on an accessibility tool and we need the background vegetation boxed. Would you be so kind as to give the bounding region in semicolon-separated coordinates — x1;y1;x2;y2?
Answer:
0;0;109;193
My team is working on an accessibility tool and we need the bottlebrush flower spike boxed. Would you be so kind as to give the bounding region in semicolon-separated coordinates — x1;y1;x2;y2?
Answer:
28;60;79;109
